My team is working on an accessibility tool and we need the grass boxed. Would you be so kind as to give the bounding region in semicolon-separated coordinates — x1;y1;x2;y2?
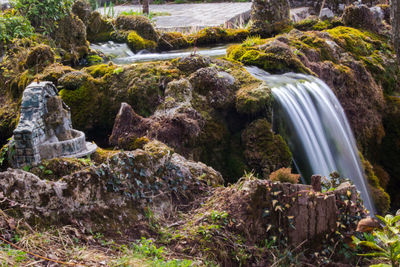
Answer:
119;10;171;20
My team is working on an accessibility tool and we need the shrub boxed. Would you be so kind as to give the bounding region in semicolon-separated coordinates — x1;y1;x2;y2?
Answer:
269;168;300;184
0;11;34;43
11;0;73;35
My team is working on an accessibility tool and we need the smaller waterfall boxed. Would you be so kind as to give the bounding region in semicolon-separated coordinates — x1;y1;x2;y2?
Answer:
246;66;375;214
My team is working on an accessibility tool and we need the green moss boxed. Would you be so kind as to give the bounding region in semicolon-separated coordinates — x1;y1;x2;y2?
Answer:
158;32;189;51
232;49;311;74
127;31;157;52
225;28;250;42
190;27;228;45
325;26;385;57
236;82;272;114
87;55;103;65
85;63;117;78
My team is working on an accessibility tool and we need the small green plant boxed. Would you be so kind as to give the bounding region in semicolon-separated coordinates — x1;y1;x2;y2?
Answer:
269;168;300;184
242;35;263;47
132;237;165;259
0;10;35;43
321;172;350;192
353;213;400;267
119;10;171;20
103;1;115;18
210;210;228;224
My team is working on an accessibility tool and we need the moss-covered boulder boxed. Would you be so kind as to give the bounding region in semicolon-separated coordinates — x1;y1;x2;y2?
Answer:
58;71;90;90
126;31;157;52
54;14;89;63
25;44;55;70
342;4;385;34
115;15;158;42
235;82;272;114
189;67;236;109
174;54;211;74
242;119;292;177
158;32;189;51
86;11;114;42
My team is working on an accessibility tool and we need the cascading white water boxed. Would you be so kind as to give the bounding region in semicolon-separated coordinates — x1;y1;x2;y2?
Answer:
246;66;375;214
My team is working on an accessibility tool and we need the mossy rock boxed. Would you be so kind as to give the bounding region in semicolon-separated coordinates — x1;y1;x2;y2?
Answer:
35;63;74;85
174;55;211;74
236;82;272;114
115;15;158;41
54;14;89;59
127;31;157;52
87;11;114;42
29;158;91;181
158;32;189;51
360;154;390;215
190;27;228;45
242;118;292;177
72;0;92;25
25;45;55;70
58;71;90;90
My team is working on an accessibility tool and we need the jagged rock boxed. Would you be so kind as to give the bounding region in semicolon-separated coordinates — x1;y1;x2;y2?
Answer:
189;67;236;109
0;140;223;229
342;4;384;33
109;81;204;152
250;0;291;36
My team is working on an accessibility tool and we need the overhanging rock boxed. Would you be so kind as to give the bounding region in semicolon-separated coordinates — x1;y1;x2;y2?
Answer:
11;81;97;167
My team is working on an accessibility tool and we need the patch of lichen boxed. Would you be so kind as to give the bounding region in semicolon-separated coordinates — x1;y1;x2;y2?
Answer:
91;147;120;165
359;154;390;215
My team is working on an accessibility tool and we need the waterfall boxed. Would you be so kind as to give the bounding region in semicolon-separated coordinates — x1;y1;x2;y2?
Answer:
246;66;375;214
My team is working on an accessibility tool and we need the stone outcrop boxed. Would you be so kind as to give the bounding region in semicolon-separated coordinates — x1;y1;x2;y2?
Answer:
342;4;388;34
250;0;291;36
0;140;223;229
11;82;96;167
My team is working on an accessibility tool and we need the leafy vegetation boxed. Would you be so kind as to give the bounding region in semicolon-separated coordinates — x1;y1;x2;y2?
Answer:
11;0;73;35
354;213;400;266
0;10;34;43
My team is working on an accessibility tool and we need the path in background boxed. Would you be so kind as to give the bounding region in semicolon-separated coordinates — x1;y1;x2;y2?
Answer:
97;3;252;31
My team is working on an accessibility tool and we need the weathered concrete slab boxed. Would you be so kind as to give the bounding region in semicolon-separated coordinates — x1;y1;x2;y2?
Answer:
97;3;252;30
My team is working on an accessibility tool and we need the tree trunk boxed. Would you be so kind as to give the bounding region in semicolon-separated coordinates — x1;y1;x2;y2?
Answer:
392;0;400;64
143;0;149;15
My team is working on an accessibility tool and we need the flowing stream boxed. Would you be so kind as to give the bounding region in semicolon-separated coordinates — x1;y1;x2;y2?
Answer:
90;42;228;64
246;66;375;214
